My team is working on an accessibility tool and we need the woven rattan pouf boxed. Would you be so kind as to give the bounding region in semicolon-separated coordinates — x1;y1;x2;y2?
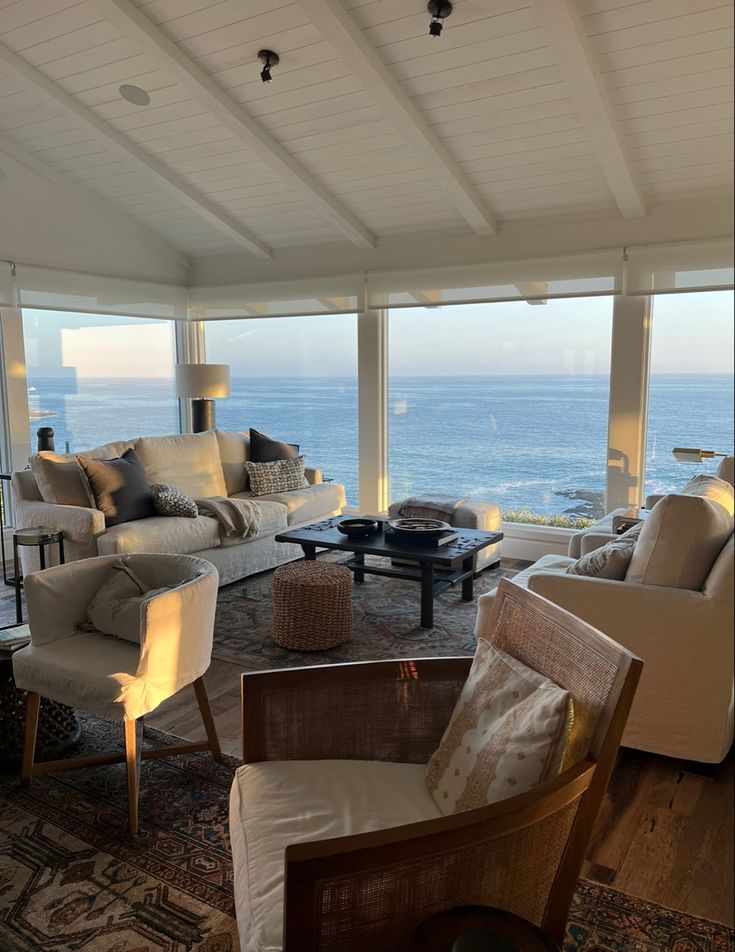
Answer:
271;561;352;651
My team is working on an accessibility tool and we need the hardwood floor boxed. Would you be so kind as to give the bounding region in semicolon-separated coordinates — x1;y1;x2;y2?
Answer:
4;575;733;928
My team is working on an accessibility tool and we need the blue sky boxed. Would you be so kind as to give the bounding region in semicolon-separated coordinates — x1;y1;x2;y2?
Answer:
23;290;734;378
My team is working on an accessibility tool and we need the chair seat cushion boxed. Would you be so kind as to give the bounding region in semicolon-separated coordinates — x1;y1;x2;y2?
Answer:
229;760;441;952
12;632;140;720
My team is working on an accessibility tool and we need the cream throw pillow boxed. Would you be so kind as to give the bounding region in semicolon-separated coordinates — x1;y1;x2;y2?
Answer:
566;522;643;579
680;474;734;516
87;560;169;644
425;641;572;815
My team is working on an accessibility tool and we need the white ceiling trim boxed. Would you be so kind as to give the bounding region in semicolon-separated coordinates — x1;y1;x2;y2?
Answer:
0;134;188;272
94;0;376;250
295;0;497;236
0;41;273;260
530;0;646;219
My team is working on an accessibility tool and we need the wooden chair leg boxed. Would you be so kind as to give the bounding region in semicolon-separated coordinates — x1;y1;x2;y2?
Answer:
21;692;41;786
192;677;222;761
124;719;143;835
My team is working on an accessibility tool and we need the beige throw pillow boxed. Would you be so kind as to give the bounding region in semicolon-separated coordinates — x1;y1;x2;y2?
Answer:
626;494;733;590
566;522;643;579
87;560;169;644
680;474;734;516
425;641;572;815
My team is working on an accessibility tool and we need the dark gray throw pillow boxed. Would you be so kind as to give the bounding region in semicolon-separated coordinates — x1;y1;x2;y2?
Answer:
77;448;155;527
249;428;299;462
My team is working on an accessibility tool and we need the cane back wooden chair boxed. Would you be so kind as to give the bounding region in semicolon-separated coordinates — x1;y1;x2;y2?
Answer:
230;579;642;951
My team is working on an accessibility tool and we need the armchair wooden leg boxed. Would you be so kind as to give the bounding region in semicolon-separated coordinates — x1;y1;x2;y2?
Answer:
124;719;143;835
193;677;222;761
21;692;41;786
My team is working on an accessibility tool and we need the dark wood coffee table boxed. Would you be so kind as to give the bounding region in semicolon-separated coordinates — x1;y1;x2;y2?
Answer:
275;517;503;629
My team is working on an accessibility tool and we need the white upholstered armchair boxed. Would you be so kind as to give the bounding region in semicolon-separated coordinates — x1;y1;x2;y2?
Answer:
13;553;222;833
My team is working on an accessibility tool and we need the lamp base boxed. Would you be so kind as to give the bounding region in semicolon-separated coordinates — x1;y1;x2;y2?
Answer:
191;398;215;433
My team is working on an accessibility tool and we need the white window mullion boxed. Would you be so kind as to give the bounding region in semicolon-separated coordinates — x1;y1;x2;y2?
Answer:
357;307;388;514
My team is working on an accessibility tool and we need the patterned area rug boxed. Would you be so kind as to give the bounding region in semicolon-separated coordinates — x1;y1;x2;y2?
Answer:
212;555;518;669
1;716;732;952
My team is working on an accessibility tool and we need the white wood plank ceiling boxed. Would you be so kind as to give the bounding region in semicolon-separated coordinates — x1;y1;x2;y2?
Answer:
0;0;732;261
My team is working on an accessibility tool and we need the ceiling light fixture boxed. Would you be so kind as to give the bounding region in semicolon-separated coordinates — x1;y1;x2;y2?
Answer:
427;0;453;37
258;49;279;84
119;84;151;106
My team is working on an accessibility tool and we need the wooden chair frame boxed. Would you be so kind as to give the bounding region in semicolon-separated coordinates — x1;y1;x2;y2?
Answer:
238;580;642;950
22;675;222;835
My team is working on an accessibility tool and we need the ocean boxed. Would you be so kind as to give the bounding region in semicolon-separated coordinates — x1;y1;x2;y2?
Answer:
25;374;734;519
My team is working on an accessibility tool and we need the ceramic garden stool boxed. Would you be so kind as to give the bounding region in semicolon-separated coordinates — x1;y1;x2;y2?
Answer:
388;496;502;571
271;561;352;651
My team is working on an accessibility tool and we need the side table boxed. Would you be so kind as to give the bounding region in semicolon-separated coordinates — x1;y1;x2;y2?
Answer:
13;527;65;624
407;906;560;951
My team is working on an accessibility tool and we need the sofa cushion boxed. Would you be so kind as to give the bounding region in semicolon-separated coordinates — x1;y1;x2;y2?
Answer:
77;449;156;528
215;429;250;495
716;456;734;488
29;439;135;508
626;494;733;590
426;642;571;815
249;428;298;463
239;482;344;525
136;432;227;499
226;498;288;537
97;514;221;557
244;456;309;496
680;474;734;516
229;760;440;952
566;522;643;580
500;554;576;592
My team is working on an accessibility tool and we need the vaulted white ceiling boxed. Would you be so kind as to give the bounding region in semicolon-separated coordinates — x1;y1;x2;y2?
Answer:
0;0;732;268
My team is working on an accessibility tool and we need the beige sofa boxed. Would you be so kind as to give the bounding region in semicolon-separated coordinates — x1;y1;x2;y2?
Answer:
11;430;345;586
475;482;734;764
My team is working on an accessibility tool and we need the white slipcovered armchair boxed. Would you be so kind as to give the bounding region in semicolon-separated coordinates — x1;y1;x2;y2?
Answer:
13;553;221;833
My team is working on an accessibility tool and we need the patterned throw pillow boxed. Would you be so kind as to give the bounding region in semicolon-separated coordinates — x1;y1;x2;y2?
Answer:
566;521;643;579
426;641;572;815
244;456;310;496
150;483;198;518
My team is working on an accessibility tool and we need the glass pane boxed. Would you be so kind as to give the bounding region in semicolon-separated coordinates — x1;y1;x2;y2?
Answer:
645;291;734;496
22;309;178;453
388;298;614;528
204;315;358;504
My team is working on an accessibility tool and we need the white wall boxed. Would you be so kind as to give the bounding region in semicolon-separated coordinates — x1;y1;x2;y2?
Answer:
0;142;186;285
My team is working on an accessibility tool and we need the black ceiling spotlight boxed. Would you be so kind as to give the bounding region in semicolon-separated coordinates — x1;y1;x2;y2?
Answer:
427;0;453;37
258;49;279;84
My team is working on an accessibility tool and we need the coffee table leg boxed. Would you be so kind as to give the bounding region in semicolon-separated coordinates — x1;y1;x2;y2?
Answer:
354;552;365;584
461;556;474;601
420;562;435;629
301;544;317;561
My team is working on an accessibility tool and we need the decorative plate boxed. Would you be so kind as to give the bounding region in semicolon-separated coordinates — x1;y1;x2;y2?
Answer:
336;518;379;538
387;517;452;538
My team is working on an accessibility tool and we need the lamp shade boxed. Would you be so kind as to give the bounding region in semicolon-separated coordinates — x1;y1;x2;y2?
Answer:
175;363;230;399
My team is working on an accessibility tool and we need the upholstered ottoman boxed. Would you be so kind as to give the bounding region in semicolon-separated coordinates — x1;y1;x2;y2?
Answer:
271;561;352;651
388;496;502;571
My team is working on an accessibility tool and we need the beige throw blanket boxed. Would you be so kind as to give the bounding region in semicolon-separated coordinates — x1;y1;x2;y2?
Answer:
398;493;468;523
195;497;261;541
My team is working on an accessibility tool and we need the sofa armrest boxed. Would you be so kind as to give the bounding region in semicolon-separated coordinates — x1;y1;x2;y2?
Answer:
14;499;104;568
579;531;619;556
304;467;322;485
644;493;663;509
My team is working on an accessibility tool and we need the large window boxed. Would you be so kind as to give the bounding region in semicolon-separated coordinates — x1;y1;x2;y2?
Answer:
645;291;734;496
22;310;178;453
204;314;358;503
389;298;614;528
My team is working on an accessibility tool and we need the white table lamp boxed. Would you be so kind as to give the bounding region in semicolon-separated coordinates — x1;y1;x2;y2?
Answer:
175;363;230;432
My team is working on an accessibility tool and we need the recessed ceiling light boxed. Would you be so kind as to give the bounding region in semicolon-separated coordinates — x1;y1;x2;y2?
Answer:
119;84;151;106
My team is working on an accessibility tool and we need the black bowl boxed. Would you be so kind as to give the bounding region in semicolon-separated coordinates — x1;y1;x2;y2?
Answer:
337;518;379;538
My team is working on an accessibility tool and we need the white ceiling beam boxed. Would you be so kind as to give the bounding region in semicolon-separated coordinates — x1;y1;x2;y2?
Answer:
0;134;188;271
530;0;646;219
95;0;375;250
295;0;497;236
0;41;273;259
